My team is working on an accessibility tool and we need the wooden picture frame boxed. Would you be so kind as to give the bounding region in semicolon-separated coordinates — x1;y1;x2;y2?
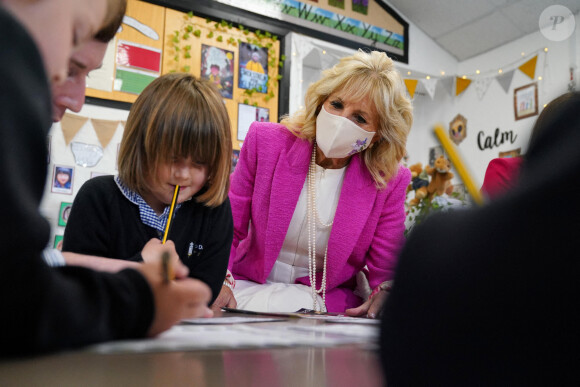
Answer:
514;82;538;121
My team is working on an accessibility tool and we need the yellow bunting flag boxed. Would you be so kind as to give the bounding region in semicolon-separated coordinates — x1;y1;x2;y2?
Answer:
60;113;89;146
404;79;419;99
91;118;120;149
518;55;537;80
455;77;471;96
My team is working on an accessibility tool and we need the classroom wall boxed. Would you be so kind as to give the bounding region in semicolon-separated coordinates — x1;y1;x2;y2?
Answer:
405;12;580;189
289;5;579;197
41;4;579;245
40;105;130;248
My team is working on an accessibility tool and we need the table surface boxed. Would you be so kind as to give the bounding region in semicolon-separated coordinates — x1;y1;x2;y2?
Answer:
0;312;385;387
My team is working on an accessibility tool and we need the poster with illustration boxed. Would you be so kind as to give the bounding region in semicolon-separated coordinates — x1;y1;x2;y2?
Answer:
238;42;268;93
201;44;234;99
237;103;270;141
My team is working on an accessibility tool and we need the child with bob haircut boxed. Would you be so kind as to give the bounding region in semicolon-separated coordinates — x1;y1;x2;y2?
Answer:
63;73;233;303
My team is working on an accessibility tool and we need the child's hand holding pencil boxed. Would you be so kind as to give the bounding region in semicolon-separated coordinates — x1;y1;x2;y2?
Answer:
139;257;213;336
141;239;187;279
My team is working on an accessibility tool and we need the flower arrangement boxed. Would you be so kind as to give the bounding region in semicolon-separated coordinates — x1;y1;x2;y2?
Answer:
404;158;468;236
404;193;464;237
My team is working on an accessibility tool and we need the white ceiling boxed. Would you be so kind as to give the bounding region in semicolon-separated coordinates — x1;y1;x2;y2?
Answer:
385;0;580;61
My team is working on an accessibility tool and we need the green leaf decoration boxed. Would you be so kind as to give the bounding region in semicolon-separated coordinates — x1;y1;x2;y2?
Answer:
194;30;201;38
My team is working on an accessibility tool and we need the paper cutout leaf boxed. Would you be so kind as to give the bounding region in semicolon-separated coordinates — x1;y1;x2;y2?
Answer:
91;118;120;149
456;77;472;96
71;142;104;167
404;79;418;98
61;113;88;146
496;70;515;93
518;55;537;80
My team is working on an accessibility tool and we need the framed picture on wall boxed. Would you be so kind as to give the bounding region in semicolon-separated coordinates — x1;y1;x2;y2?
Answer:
58;202;72;227
54;235;64;250
238;42;269;93
51;165;74;195
201;44;234;99
237;103;270;141
428;145;445;167
231;150;240;174
499;148;521;158
514;82;538;121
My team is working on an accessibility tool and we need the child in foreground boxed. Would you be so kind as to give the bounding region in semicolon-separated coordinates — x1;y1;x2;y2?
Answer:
62;73;234;303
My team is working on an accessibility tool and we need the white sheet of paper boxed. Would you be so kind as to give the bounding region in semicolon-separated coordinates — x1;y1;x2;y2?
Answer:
181;316;285;324
87;322;378;354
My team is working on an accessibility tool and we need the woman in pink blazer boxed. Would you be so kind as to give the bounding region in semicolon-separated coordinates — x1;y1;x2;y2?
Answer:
218;50;413;316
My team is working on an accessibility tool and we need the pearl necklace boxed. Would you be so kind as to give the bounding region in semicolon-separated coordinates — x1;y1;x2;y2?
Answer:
307;143;330;312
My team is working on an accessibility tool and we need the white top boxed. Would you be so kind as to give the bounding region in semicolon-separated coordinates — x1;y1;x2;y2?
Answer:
267;164;346;284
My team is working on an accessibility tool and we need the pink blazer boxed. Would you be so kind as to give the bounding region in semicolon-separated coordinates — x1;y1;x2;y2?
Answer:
229;122;410;312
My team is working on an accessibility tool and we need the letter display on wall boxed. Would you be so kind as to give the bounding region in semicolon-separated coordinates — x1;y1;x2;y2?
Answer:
211;0;408;62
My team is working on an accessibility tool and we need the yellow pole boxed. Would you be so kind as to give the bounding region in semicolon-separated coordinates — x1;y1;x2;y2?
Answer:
433;125;483;205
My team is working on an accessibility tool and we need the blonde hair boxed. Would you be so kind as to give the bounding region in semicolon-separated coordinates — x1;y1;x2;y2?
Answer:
281;50;413;189
118;73;232;207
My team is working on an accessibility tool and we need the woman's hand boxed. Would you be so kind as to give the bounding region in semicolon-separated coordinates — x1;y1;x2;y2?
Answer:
211;285;237;312
345;281;392;319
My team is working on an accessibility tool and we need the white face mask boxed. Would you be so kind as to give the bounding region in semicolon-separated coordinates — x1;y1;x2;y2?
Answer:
315;105;376;158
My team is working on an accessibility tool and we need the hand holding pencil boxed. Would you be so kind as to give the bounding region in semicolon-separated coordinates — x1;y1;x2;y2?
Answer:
139;257;213;336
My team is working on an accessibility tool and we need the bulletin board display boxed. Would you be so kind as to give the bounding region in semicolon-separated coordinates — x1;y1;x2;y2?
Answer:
85;0;166;103
163;8;280;151
212;0;407;61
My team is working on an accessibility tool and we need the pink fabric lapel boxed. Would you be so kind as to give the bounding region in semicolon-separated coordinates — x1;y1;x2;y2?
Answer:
263;138;312;277
326;154;377;288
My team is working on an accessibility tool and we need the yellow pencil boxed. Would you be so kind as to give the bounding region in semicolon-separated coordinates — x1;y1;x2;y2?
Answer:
433;125;484;205
162;185;180;244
